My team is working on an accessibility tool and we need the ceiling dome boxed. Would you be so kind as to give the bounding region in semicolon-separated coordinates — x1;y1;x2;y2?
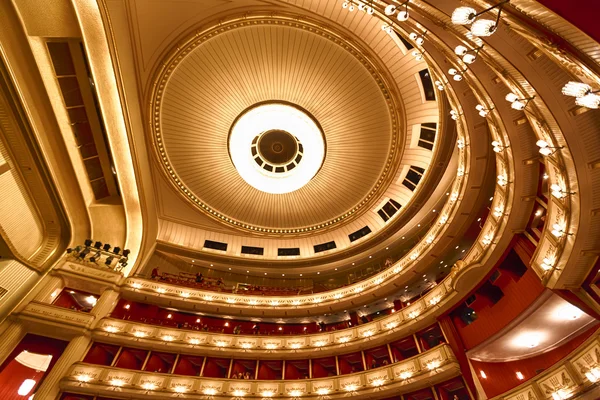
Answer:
153;16;403;234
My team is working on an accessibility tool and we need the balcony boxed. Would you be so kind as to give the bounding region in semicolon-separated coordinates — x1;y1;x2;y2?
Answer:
20;301;95;331
95;285;450;356
61;344;459;398
492;330;600;400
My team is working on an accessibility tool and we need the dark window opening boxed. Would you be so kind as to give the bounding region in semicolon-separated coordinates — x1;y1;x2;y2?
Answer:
204;240;228;252
278;248;300;256
349;226;372;242
418;69;436;101
241;246;264;256
314;241;336;253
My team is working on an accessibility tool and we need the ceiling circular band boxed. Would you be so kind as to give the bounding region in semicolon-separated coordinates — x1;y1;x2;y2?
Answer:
150;14;405;235
229;102;325;194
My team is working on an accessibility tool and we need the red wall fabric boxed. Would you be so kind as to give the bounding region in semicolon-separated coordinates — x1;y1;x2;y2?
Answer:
456;269;545;349
0;361;45;399
0;333;68;399
536;0;600;43
472;326;597;398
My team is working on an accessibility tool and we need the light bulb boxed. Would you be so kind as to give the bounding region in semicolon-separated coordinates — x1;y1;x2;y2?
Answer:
397;10;409;21
511;100;526;110
384;4;397;15
455;45;468;56
448;68;457;75
536;139;549;148
463;54;476;64
358;3;365;11
562;81;591;97
367;6;374;14
471;19;497;36
342;1;349;8
476;104;484;111
409;32;418;40
539;147;553;156
505;93;519;102
575;93;600;109
479;110;488;117
18;379;36;396
349;3;355;11
416;37;424;45
453;74;463;81
452;7;477;25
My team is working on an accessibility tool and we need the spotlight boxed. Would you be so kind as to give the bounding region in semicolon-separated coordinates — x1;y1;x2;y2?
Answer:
105;256;114;266
78;248;90;260
113;247;121;255
90;251;101;262
103;243;111;251
94;241;102;249
84;239;93;247
123;249;130;258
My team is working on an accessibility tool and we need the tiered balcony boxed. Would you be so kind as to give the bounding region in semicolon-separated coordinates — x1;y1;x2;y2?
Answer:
61;344;459;399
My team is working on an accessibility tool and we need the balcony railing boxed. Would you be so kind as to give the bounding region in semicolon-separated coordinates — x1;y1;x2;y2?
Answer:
20;301;95;330
62;344;459;398
96;283;450;354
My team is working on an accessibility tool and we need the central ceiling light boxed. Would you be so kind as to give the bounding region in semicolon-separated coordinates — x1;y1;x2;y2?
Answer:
229;103;325;194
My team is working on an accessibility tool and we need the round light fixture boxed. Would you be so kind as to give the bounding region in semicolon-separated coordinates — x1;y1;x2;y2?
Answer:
229;103;325;194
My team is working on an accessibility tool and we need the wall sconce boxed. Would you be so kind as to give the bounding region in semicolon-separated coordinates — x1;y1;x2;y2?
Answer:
497;174;509;186
536;139;563;156
450;110;462;121
540;257;556;272
448;67;468;81
562;81;600;109
492;140;508;153
505;93;535;110
411;50;424;61
585;367;600;382
493;205;505;218
342;1;356;11
481;233;494;246
476;104;494;117
383;1;410;20
455;45;484;64
516;371;524;380
409;31;426;45
551;223;571;238
550;183;575;199
381;24;394;34
452;0;510;37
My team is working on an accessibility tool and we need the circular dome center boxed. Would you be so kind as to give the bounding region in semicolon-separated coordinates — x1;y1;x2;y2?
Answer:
258;130;298;165
229;103;325;194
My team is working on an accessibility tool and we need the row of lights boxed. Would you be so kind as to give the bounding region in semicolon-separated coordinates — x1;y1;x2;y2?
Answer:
76;360;445;395
103;296;441;348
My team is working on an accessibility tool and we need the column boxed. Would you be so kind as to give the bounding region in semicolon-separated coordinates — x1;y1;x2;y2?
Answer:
0;318;26;365
33;275;64;303
89;289;120;329
32;335;91;400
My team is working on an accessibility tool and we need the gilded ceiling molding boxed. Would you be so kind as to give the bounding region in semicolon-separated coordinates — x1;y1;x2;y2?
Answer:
148;13;405;236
